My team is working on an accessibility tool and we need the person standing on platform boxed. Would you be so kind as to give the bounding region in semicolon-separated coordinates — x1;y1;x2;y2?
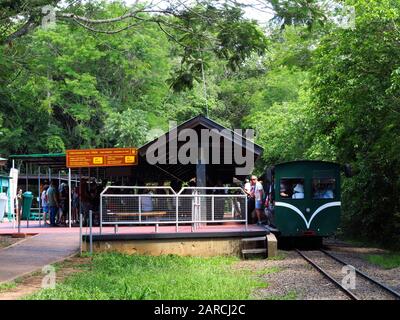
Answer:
46;181;59;227
41;185;49;222
16;189;23;218
250;175;265;226
72;186;79;224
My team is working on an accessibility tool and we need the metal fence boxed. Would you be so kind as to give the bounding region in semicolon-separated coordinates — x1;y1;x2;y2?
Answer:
100;186;247;233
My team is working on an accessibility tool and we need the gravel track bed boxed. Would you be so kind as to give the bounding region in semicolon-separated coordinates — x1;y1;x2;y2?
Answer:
238;242;400;300
246;251;349;300
304;250;396;300
323;247;400;297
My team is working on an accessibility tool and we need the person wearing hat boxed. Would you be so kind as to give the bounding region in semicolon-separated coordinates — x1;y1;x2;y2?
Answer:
292;183;304;199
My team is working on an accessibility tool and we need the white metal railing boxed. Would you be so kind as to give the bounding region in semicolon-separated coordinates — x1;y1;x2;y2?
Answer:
100;186;248;233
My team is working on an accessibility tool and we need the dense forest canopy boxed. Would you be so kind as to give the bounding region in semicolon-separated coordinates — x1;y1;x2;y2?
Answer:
1;0;400;247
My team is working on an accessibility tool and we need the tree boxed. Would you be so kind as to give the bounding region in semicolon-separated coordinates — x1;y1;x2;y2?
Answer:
104;108;149;147
0;2;174;153
309;0;400;247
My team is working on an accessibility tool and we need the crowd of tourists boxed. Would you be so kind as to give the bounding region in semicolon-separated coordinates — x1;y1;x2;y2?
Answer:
243;175;274;227
40;180;72;227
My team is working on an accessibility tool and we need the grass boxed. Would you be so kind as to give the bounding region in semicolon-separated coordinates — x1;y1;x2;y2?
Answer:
0;281;17;292
366;253;400;269
0;235;19;249
27;253;269;300
340;237;380;248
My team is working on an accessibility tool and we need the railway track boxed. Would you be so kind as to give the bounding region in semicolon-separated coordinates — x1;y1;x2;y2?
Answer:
296;249;400;300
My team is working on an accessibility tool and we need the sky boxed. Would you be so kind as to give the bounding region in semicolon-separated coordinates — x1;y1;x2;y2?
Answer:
124;0;275;26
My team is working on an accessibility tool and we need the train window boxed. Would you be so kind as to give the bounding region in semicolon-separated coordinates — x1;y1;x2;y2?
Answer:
312;178;335;199
280;178;305;199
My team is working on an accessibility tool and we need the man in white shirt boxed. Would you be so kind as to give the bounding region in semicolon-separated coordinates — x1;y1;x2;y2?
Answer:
250;175;264;225
292;184;304;199
243;179;251;196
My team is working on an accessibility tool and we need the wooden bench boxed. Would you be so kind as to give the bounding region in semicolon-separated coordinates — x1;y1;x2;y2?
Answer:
107;211;169;233
107;211;168;218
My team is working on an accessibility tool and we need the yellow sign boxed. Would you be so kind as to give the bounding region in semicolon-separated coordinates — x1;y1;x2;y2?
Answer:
125;156;136;164
66;148;138;168
93;157;104;165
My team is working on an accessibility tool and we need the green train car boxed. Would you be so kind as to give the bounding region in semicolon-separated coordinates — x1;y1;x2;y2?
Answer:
265;160;349;238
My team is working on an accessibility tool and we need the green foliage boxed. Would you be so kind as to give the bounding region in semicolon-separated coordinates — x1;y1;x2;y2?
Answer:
366;253;400;269
0;1;174;153
270;0;328;29
104;109;149;147
28;253;266;300
168;3;269;91
308;0;400;247
243;0;400;248
0;281;17;292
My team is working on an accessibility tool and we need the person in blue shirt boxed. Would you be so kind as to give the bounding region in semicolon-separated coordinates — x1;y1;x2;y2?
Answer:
46;180;59;226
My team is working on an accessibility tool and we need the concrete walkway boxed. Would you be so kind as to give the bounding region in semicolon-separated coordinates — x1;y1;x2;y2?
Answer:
0;232;79;283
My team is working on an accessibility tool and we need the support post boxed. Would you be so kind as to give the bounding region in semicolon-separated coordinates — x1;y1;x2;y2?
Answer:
245;196;248;231
79;168;82;230
196;147;207;228
38;166;41;227
89;210;93;255
196;162;206;189
138;196;142;224
79;212;83;255
175;195;179;232
68;168;72;228
99;193;102;235
25;162;28;192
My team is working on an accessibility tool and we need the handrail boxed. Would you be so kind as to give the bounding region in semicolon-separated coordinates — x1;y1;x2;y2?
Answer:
177;187;246;195
101;185;176;196
100;186;248;233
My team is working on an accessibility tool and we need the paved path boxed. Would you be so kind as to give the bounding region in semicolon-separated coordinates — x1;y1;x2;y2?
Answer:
0;232;79;283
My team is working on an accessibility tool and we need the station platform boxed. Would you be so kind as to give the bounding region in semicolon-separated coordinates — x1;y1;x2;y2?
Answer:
0;221;277;258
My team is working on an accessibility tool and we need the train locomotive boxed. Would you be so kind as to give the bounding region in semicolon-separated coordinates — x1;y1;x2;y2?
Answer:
263;160;351;241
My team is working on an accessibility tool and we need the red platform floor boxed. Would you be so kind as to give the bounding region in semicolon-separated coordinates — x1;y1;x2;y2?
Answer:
0;220;265;236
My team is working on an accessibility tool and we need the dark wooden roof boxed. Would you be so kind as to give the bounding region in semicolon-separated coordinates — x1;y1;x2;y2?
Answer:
9;115;264;182
138;115;263;182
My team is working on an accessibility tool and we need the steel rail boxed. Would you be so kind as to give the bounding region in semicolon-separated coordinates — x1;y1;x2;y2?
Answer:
320;249;400;300
295;249;359;300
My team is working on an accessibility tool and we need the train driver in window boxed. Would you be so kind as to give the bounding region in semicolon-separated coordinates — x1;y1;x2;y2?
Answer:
292;183;304;199
321;182;334;199
280;183;290;198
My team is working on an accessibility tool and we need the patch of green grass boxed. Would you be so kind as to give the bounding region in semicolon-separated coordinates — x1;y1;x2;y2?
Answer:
337;236;385;249
27;253;267;300
0;281;17;292
366;253;400;269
